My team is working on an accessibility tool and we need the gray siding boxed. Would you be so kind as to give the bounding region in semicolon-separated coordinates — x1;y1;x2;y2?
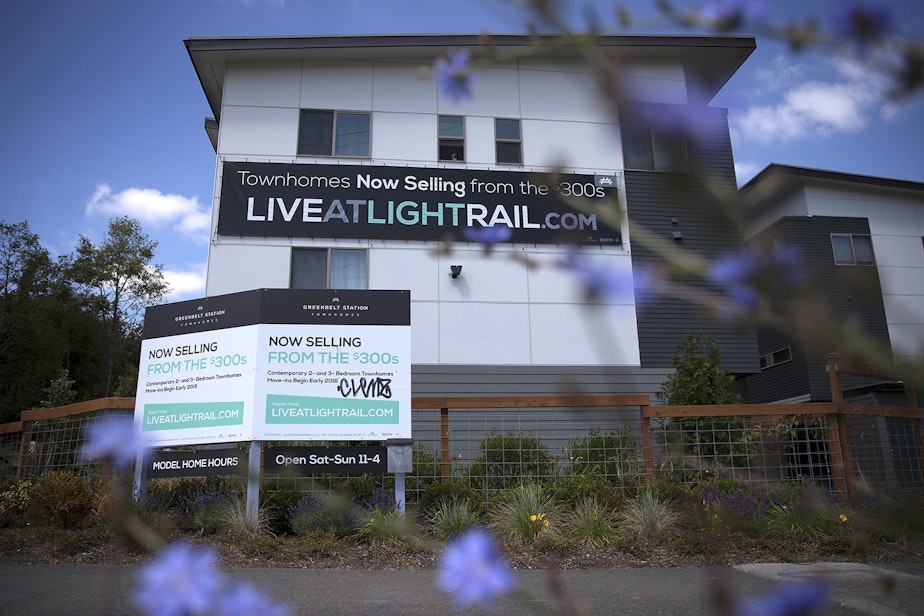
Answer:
412;364;669;401
624;103;759;373
743;216;892;402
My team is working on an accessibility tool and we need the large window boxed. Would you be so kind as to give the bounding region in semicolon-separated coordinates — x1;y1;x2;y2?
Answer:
297;110;370;157
831;234;875;265
438;115;465;162
291;249;367;289
622;125;687;172
495;118;522;165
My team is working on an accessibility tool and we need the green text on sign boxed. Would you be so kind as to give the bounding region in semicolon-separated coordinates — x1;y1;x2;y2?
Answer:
143;402;245;431
265;394;399;424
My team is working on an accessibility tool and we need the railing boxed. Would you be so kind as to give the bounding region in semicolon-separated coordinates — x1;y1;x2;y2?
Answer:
1;386;920;502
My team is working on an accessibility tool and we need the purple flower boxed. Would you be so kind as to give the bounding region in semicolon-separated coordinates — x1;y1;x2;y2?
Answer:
738;580;831;616
562;250;654;304
830;3;895;46
80;415;148;471
134;541;224;616
437;528;516;609
708;245;803;315
697;1;767;32
216;583;292;616
435;49;475;103
462;225;512;245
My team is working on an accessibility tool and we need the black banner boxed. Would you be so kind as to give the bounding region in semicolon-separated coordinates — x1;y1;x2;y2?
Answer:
217;161;622;245
148;448;245;478
264;445;388;474
142;289;410;339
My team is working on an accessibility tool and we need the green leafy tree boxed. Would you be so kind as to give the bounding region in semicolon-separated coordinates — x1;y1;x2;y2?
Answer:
70;216;168;396
657;332;755;469
39;369;77;408
657;332;742;406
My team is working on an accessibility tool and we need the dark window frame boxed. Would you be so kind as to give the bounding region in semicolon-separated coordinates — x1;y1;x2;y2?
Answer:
831;234;875;265
622;124;688;172
494;118;522;165
438;115;465;162
297;109;371;158
759;346;792;370
290;248;368;289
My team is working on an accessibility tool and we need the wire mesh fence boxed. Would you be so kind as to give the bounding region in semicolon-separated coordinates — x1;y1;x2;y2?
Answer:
2;397;922;505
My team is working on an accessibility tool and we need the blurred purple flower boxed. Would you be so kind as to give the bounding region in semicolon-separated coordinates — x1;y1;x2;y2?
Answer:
216;583;292;616
134;541;223;616
697;1;767;32
80;414;148;471
708;245;803;314
462;225;512;245
738;580;831;616
435;49;475;103
437;528;516;609
563;250;654;304
831;3;895;46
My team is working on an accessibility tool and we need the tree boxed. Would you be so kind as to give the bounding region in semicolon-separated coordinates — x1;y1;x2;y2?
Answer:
70;216;168;396
657;332;742;406
657;332;753;469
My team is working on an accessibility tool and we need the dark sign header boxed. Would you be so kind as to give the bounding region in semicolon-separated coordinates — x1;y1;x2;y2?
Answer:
142;288;410;339
264;445;389;474
217;161;622;245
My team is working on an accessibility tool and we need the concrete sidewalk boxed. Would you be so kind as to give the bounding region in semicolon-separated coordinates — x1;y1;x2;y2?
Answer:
3;562;923;615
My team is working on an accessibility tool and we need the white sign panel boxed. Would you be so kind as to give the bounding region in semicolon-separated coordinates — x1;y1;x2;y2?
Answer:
134;289;411;447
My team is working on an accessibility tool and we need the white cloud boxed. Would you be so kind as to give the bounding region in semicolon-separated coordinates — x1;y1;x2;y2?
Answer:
163;263;207;301
86;184;210;239
729;56;892;145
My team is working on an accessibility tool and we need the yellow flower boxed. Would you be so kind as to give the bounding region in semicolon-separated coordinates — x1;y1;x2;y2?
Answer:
543;519;549;527
839;514;848;522
713;514;719;520
529;514;538;522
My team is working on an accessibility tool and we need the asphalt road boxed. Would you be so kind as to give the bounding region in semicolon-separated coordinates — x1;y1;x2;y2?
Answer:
2;561;923;615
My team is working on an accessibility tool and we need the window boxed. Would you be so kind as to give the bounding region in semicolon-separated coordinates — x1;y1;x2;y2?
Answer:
622;125;687;172
438;115;465;162
297;110;370;157
831;234;875;265
291;249;367;289
495;118;522;165
759;347;792;370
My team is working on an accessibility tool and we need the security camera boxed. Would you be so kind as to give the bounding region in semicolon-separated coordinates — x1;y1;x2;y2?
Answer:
449;265;463;278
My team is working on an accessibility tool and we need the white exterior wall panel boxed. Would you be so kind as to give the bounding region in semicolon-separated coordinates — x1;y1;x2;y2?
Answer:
206;54;672;368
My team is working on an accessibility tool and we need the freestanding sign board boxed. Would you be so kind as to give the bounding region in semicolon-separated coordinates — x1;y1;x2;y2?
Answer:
134;289;411;447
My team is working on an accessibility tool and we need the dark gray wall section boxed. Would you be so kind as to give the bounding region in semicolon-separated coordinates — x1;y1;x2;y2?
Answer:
743;216;892;402
412;364;668;400
623;104;759;374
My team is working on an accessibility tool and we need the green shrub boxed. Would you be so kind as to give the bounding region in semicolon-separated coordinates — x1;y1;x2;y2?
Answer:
619;490;681;542
0;479;33;527
26;472;96;528
467;430;555;492
287;493;359;539
566;427;642;483
554;473;623;510
261;488;303;535
355;507;417;544
418;479;485;516
562;497;620;546
407;442;442;495
222;498;273;538
427;497;484;540
488;483;563;543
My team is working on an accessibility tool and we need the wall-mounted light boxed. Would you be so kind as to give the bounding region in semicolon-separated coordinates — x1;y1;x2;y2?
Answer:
449;265;463;278
672;231;683;240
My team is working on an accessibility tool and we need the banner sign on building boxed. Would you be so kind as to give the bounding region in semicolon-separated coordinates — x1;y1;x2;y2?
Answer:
217;161;622;245
135;289;411;447
264;445;388;474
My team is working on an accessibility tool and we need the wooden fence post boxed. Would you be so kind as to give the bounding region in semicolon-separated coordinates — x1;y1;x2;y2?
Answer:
640;407;654;483
440;407;450;484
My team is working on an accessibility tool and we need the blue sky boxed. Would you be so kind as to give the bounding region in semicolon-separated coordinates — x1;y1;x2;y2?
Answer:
2;0;923;302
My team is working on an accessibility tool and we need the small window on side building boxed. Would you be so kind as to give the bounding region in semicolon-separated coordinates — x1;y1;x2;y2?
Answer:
438;115;465;162
495;118;522;165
